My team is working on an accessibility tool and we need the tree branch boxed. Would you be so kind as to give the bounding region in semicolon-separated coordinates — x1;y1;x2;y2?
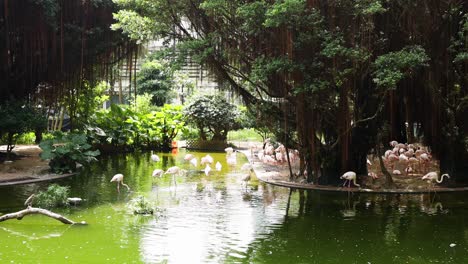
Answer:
0;207;87;225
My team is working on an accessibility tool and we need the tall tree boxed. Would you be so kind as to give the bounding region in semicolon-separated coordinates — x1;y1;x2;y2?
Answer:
0;0;137;129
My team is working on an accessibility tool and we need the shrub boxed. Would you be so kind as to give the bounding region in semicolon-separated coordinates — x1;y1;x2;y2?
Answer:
87;103;185;151
39;132;100;174
129;196;154;215
184;95;241;141
35;184;70;208
0;102;47;158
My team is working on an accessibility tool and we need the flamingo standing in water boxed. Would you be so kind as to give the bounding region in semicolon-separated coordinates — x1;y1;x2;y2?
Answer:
204;164;212;176
241;172;251;189
340;171;360;188
184;154;195;161
215;162;222;171
422;172;450;190
152;169;164;178
224;147;234;155
110;173;130;193
165;166;186;186
190;157;198;167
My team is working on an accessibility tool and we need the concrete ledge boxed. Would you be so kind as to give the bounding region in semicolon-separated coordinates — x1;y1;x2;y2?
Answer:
0;173;76;186
258;178;468;194
240;149;468;194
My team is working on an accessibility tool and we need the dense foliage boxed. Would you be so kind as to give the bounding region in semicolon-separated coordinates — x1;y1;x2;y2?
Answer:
184;95;240;141
39;132;100;174
137;60;175;106
87;103;185;151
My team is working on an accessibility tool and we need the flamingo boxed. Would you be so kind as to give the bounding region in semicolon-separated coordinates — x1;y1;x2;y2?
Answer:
224;147;234;155
384;150;392;158
204;164;212;176
368;172;379;179
399;154;409;164
408;157;419;171
387;154;399;170
215;161;222;171
405;166;413;176
190;157;198;167
184;154;195;161
151;151;160;162
393;169;402;175
201;154;214;165
152;169;164;178
227;154;237;166
165;166;186;186
110;173;130;193
420;153;431;172
241;162;252;172
422;172;450;187
241;172;251;189
340;171;360;187
248;142;257;156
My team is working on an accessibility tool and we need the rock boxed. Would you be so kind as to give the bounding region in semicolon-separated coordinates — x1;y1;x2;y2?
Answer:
67;197;83;205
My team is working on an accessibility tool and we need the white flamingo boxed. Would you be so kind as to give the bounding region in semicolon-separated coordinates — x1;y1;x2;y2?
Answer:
204;164;212;176
241;172;251;189
215;162;222;171
152;169;164;178
340;171;360;187
165;166;185;186
110;173;130;193
241;163;252;172
151;151;160;162
184;154;195;161
190;157;198;167
224;147;234;155
422;172;450;188
201;154;214;165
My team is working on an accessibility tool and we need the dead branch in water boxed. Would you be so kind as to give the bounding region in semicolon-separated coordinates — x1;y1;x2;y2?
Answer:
0;207;87;225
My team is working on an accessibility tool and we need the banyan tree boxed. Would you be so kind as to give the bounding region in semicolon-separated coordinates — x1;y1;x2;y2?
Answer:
0;0;137;129
113;0;467;184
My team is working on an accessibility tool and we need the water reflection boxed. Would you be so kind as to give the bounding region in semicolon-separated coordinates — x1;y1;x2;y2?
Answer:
1;151;468;263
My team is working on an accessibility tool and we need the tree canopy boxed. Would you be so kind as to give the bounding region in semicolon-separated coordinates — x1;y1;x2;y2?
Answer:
184;95;240;141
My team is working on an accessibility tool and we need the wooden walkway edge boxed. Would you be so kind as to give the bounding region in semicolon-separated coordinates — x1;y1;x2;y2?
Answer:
0;173;76;187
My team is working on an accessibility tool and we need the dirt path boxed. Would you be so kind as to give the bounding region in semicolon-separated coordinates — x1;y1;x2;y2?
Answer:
0;145;49;183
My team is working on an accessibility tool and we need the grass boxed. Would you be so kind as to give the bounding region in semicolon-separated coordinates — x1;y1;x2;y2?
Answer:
227;128;265;142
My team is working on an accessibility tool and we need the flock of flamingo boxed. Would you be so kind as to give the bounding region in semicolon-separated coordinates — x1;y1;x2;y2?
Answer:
342;140;450;189
110;148;254;192
254;139;300;166
110;139;450;192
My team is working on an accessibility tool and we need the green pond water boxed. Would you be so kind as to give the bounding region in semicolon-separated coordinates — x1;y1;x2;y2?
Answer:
1;150;467;263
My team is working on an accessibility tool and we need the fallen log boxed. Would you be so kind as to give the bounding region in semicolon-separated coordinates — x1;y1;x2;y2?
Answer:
0;207;87;225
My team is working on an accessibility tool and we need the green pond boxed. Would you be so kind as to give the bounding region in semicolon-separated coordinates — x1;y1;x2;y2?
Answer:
1;150;467;263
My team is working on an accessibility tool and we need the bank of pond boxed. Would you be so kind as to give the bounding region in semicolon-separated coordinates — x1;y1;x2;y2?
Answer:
0;150;467;263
